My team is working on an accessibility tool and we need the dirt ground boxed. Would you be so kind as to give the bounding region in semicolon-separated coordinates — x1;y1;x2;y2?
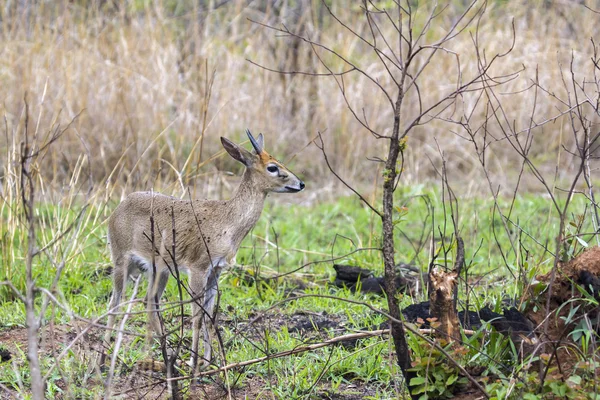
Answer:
3;248;600;398
0;310;398;399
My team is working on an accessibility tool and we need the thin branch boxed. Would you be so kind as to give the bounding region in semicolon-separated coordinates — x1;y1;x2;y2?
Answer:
315;132;382;217
246;59;356;77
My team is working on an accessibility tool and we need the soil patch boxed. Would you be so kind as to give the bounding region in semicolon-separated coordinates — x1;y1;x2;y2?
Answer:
526;246;600;372
528;247;600;338
0;310;391;399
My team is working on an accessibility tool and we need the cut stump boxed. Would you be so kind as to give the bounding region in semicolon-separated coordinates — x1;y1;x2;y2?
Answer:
429;267;460;343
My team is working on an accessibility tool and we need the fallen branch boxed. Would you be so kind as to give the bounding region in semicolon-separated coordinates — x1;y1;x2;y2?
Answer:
114;317;487;398
158;327;479;381
114;329;391;396
173;329;390;382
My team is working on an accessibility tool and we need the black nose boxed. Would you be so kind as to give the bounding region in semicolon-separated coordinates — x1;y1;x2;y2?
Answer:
299;181;305;190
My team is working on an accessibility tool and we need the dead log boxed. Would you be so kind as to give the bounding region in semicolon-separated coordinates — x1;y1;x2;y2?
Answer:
333;263;424;295
333;264;374;282
402;302;482;330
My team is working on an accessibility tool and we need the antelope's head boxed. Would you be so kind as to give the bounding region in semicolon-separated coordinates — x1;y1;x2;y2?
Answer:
221;130;305;194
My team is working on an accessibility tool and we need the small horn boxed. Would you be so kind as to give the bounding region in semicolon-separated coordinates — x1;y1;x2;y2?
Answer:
246;129;263;154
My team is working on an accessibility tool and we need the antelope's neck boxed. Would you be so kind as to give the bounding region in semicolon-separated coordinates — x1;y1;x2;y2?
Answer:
226;169;267;235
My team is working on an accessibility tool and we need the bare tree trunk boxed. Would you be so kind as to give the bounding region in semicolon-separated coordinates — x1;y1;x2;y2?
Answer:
21;128;44;399
429;235;463;343
381;88;417;397
25;224;44;399
248;2;508;397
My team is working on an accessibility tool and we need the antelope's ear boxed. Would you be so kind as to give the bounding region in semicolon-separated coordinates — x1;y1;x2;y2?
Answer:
256;133;264;153
221;137;254;166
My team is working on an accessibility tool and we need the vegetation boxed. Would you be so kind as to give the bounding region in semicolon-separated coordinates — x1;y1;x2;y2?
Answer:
0;0;599;399
1;185;597;397
0;0;597;194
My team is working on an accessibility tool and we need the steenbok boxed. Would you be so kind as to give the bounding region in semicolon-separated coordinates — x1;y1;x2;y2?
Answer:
103;130;305;368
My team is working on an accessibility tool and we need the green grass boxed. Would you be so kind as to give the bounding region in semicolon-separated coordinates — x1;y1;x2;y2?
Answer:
0;187;597;398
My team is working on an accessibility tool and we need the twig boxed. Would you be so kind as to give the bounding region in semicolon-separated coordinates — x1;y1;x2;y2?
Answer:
314;132;381;217
104;276;141;399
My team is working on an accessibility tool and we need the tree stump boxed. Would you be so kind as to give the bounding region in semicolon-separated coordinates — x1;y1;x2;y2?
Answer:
429;267;459;343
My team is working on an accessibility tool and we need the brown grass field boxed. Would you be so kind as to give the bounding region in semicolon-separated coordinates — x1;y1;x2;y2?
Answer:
1;0;598;201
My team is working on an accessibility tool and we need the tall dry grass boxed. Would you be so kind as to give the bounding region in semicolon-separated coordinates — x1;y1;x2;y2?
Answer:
0;0;598;201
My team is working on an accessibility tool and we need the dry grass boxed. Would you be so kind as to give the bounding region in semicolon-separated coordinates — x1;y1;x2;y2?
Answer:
0;0;598;201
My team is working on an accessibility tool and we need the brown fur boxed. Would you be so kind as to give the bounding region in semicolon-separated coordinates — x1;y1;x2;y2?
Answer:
102;132;304;369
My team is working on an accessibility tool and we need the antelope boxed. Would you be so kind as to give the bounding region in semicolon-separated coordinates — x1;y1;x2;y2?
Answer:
103;130;305;368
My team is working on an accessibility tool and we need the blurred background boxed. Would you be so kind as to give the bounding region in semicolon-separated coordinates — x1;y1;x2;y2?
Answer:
0;0;598;202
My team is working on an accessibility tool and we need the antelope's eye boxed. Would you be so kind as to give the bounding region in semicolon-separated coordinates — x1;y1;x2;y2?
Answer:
267;165;278;173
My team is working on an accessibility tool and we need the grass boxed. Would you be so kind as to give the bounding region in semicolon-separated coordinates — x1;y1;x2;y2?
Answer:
0;181;596;398
0;1;598;195
0;186;578;317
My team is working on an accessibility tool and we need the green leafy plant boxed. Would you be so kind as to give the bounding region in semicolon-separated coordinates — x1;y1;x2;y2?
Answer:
406;334;468;400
